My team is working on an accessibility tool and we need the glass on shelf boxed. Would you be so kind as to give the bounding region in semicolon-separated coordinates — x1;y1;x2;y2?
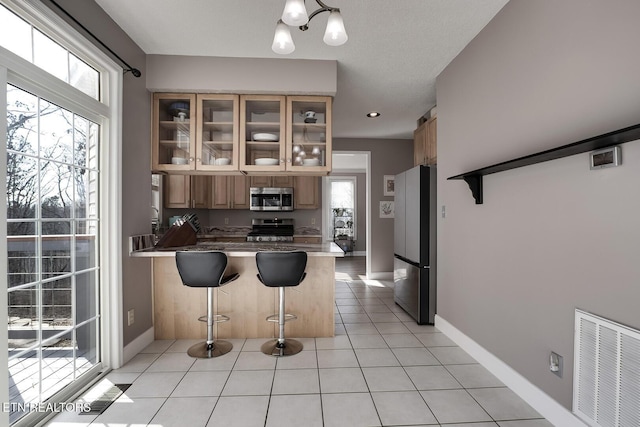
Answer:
290;98;328;167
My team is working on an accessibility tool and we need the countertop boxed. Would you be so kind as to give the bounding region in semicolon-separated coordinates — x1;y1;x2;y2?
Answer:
130;241;344;258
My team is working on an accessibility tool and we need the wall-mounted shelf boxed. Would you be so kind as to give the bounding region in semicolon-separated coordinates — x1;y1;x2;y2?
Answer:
448;123;640;204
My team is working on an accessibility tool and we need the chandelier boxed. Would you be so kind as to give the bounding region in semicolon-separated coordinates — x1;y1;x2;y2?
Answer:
272;0;348;54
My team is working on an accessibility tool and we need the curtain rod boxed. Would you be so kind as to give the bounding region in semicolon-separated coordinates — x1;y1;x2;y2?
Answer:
49;0;142;77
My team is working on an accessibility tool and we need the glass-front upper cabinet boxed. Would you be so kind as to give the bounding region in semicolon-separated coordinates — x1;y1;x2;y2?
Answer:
196;94;239;172
240;95;286;172
287;96;332;173
152;93;196;172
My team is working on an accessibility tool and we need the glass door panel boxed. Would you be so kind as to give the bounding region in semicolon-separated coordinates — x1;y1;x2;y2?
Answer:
240;95;286;172
197;94;239;171
287;96;332;172
153;93;196;171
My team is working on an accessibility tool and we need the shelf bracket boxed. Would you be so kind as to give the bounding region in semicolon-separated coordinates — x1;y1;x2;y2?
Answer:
463;174;483;204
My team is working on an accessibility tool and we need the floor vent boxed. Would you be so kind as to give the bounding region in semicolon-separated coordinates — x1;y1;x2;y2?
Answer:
82;384;130;415
573;309;640;427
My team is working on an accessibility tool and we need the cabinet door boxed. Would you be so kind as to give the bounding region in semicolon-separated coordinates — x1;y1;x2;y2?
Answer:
152;93;197;172
294;176;319;209
231;175;250;209
272;176;294;187
427;117;437;164
164;175;190;208
413;122;427;166
286;96;332;172
210;176;230;209
191;176;211;209
196;94;240;172
240;95;286;172
250;175;272;188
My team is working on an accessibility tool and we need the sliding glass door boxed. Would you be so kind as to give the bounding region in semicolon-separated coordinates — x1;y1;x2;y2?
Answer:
6;84;101;424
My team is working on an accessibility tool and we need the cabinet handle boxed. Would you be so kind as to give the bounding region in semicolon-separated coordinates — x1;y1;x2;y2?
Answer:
286;158;291;163
196;157;201;163
189;157;194;162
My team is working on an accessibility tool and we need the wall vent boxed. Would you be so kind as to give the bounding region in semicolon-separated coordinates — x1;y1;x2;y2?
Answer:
573;309;640;427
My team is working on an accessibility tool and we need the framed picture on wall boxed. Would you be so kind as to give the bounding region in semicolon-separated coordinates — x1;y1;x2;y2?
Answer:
380;201;394;218
383;175;395;196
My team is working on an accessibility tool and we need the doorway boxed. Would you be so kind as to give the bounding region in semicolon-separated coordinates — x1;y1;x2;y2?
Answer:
323;151;371;276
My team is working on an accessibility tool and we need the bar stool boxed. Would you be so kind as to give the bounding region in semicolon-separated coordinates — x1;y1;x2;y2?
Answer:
256;251;307;356
175;251;239;358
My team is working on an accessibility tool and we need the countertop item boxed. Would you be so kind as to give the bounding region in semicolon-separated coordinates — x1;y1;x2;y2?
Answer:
253;132;279;142
254;158;279;166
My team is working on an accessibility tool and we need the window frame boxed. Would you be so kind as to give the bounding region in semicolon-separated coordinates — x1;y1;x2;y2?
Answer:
0;1;123;425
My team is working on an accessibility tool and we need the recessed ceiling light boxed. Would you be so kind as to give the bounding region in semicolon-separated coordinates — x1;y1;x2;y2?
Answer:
366;111;380;118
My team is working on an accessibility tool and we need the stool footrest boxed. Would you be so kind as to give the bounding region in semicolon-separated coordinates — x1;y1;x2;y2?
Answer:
197;314;230;323
266;313;297;323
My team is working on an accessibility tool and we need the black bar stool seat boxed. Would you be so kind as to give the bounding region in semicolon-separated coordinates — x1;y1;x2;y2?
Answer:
176;251;238;358
256;250;307;357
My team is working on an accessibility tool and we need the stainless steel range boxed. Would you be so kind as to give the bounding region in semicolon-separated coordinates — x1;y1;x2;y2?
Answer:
246;218;294;242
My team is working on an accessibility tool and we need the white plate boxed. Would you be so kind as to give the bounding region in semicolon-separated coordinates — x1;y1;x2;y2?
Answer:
255;158;279;166
214;158;230;165
303;159;320;166
253;133;279;142
171;157;188;165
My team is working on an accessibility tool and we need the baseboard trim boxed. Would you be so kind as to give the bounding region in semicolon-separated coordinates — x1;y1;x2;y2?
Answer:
122;327;154;366
435;315;585;427
367;271;393;280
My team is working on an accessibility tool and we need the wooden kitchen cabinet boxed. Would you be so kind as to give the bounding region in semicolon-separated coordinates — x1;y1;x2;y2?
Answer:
210;175;250;209
240;95;287;173
250;175;294;188
164;175;210;209
294;176;319;209
152;93;240;173
414;116;437;166
286;96;332;173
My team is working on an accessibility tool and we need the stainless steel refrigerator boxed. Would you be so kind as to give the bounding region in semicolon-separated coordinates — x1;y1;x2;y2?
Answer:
393;165;437;324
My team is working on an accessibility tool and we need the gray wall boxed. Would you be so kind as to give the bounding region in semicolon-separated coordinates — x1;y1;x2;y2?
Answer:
437;0;640;409
43;0;152;348
333;138;413;273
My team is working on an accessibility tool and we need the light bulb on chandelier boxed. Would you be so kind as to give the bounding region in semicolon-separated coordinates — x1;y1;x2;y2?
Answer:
273;0;348;54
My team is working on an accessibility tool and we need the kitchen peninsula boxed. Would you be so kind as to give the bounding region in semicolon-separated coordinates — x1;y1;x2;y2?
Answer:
131;242;343;340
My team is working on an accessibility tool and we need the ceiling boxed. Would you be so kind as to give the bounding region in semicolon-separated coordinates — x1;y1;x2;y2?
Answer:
94;0;508;139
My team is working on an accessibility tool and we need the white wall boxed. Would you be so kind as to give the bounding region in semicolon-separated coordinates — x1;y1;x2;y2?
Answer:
437;0;640;409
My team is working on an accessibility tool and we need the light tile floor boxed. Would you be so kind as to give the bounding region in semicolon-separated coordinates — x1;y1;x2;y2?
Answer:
47;258;552;427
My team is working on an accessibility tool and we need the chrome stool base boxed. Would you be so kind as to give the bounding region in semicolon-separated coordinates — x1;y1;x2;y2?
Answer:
188;340;233;358
261;339;303;357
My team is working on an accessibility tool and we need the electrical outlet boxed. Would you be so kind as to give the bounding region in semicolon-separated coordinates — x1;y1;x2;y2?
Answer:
311;218;316;225
224;217;229;225
441;205;446;218
127;309;135;326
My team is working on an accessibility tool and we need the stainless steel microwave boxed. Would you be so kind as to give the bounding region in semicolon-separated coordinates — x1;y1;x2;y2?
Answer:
250;187;294;211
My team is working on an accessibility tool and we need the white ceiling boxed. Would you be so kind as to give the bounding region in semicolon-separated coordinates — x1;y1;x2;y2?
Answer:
95;0;508;139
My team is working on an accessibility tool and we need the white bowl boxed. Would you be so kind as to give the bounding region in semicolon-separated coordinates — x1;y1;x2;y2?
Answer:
214;158;231;165
254;158;279;166
171;157;188;165
303;158;321;166
253;133;279;142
